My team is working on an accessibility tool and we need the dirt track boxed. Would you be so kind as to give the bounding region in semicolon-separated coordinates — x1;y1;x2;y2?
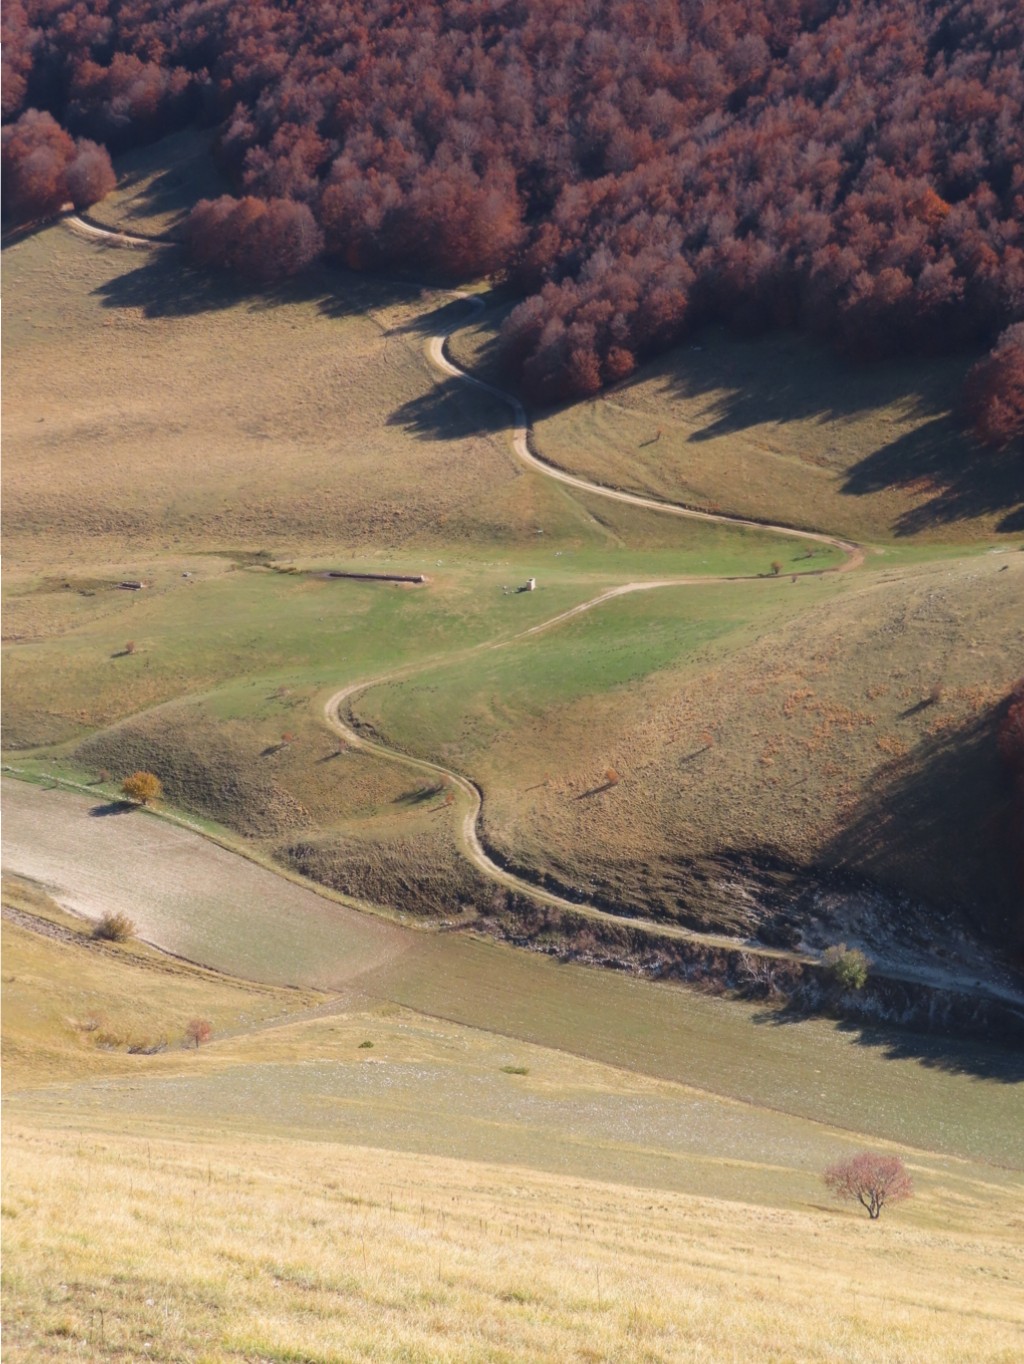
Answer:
52;214;873;974
428;317;864;573
321;297;866;960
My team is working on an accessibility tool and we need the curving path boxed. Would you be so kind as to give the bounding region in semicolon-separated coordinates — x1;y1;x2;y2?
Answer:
61;211;869;963
322;584;816;960
320;291;867;954
63;209;176;250
428;310;864;572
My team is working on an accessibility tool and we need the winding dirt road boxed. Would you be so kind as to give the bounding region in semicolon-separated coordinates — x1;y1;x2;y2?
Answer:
428;313;863;572
58;212;871;963
321;290;866;951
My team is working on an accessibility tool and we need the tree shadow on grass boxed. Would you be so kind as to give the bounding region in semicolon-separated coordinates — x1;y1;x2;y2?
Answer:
386;374;510;442
841;425;1024;533
648;329;1024;532
824;705;1021;948
667;331;921;437
89;801;135;816
750;1006;1024;1082
387;294;485;338
92;252;421;323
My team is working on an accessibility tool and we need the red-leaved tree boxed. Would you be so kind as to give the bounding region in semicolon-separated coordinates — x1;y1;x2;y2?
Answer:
185;195;324;283
823;1152;913;1219
2;108;115;221
963;325;1024;452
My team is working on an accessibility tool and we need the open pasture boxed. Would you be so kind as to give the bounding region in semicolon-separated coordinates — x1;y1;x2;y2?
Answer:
352;552;1023;935
5;781;1021;1169
1;782;412;989
2;894;1022;1363
6;141;1015;938
450;308;1022;546
5;1118;1021;1364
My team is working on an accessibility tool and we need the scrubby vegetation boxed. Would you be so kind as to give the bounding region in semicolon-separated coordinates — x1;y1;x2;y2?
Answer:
120;770;162;805
822;944;870;993
92;910;136;943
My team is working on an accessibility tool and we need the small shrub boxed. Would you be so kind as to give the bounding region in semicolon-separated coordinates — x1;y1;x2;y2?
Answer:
770;560;783;575
184;1018;213;1048
121;771;162;805
500;1065;529;1075
92;911;136;943
358;1040;374;1049
124;640;136;655
128;1035;167;1055
822;943;869;991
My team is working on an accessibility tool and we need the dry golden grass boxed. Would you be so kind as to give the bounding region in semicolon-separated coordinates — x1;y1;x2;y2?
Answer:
82;127;231;238
449;310;1020;545
1;876;326;1087
1;225;550;570
4;863;1023;1361
4;132;1023;1364
1;782;413;989
3;1122;1022;1364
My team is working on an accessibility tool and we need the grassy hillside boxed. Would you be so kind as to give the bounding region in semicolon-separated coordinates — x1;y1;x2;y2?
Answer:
4;128;1021;974
6;788;1022;1168
6;1121;1023;1364
3;893;1023;1362
356;553;1023;940
1;876;325;1086
449;307;1023;545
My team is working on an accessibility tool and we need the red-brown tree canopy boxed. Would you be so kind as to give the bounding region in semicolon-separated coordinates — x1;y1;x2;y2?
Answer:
1;108;114;218
185;195;324;283
964;325;1024;451
823;1152;913;1219
4;0;1023;414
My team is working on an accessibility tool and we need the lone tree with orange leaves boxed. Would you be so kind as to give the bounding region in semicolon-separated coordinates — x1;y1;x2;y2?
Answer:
121;771;163;806
823;1152;913;1219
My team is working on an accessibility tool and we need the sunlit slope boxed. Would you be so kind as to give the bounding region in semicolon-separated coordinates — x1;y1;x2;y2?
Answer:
2;226;558;566
359;553;1023;935
449;309;1022;545
3;904;1023;1364
5;808;1022;1169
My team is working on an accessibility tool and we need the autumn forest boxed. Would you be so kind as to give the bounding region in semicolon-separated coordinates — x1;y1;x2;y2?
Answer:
3;0;1023;447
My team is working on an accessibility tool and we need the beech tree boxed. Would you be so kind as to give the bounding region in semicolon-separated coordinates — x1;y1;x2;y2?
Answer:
3;0;1022;420
65;138;116;209
963;326;1024;452
1;108;115;221
185;1018;213;1048
185;195;324;283
823;1153;913;1219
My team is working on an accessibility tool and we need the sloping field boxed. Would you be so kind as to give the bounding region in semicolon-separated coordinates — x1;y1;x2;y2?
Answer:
449;310;1022;545
5;780;1021;1167
5;1121;1021;1364
1;780;410;989
1;226;533;567
1;878;326;1087
356;552;1024;937
2;901;1023;1363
